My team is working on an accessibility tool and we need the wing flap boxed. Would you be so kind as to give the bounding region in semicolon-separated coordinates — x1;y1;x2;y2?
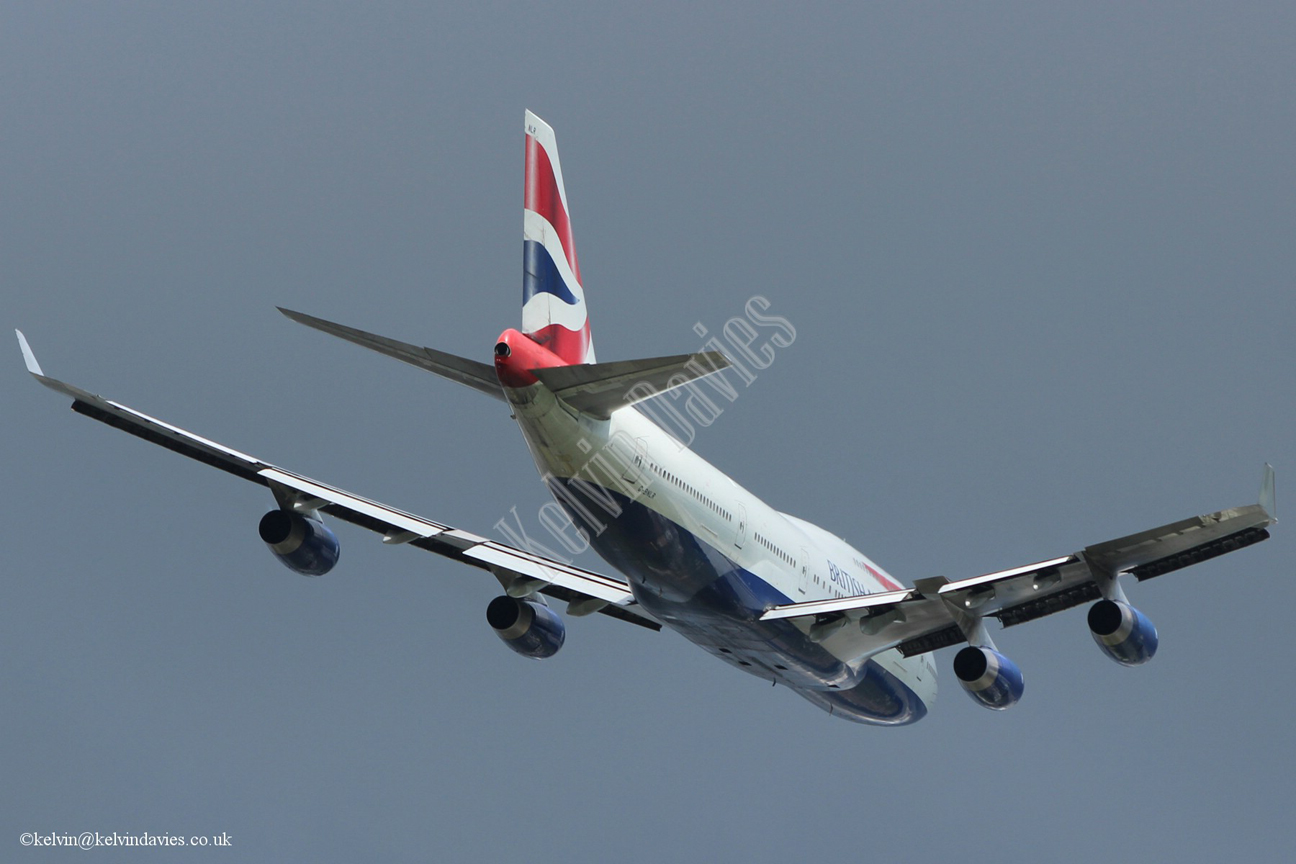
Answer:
463;543;636;605
1083;504;1272;575
937;555;1093;621
259;468;450;539
759;589;959;659
758;588;915;621
262;467;639;607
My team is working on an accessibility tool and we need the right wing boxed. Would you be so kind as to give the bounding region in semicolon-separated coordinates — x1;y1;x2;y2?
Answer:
762;470;1275;656
15;330;659;631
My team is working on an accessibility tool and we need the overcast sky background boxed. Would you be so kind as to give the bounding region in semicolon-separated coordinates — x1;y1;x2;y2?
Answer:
4;3;1294;861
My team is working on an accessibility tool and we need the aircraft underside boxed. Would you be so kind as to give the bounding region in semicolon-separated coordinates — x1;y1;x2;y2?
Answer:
498;362;930;725
548;476;928;725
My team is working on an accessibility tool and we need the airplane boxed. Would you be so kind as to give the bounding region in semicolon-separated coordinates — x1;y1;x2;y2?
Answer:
17;110;1277;725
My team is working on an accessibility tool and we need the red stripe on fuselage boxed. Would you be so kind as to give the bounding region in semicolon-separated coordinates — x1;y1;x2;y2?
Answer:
525;134;581;283
864;564;901;592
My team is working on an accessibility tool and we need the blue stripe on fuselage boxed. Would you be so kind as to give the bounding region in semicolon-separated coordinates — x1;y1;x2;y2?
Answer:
546;477;927;725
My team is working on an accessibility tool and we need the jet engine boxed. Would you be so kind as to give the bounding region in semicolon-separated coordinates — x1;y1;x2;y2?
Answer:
953;646;1025;710
258;509;340;576
1087;600;1158;666
487;596;566;659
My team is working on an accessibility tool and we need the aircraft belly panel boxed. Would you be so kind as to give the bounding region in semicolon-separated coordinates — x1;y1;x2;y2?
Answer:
547;476;927;724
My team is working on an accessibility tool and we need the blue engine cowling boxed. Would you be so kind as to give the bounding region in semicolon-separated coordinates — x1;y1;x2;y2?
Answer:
1088;600;1158;666
953;646;1025;710
487;596;566;659
258;509;340;576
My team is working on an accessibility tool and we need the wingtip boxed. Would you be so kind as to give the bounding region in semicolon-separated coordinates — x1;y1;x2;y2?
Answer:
697;349;732;370
15;329;44;377
277;307;311;326
1260;463;1276;521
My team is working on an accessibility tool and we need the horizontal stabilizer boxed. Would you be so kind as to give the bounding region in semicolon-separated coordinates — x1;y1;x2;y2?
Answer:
279;308;504;401
532;351;731;419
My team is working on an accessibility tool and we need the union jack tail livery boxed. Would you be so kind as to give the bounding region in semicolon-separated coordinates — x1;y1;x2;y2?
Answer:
523;110;595;365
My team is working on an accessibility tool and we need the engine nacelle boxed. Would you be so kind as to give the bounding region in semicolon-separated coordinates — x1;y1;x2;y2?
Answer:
953;646;1025;710
258;509;340;576
1088;600;1158;666
487;596;566;659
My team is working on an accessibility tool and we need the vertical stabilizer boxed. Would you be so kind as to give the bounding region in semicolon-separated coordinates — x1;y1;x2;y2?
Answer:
523;111;595;364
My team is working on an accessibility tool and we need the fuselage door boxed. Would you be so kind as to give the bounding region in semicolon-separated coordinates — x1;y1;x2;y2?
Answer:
609;435;647;492
799;546;811;595
734;504;747;549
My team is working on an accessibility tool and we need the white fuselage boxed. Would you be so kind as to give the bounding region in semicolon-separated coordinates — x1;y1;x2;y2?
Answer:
503;377;937;724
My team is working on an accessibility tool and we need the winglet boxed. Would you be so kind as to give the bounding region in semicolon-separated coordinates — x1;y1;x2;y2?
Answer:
16;330;44;377
1260;463;1276;521
14;330;100;403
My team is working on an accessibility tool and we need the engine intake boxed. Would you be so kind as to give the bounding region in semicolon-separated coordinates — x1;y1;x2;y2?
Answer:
487;596;565;659
953;646;1025;710
258;509;340;576
1088;600;1158;666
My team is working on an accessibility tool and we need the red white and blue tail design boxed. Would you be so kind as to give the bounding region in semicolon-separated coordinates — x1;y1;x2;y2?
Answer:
523;110;595;365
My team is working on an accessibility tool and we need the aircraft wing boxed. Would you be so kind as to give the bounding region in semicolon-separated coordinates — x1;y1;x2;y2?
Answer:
761;473;1275;657
15;331;660;632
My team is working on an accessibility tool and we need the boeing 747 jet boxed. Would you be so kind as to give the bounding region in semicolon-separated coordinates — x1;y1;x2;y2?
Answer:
18;112;1276;724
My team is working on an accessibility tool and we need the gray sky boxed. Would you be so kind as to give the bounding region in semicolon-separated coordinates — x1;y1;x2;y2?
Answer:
4;2;1294;861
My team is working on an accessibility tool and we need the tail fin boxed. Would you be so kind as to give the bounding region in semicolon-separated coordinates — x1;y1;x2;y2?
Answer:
523;110;595;365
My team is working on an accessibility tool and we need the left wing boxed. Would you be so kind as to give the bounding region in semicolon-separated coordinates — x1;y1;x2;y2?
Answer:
762;470;1275;656
15;331;659;631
